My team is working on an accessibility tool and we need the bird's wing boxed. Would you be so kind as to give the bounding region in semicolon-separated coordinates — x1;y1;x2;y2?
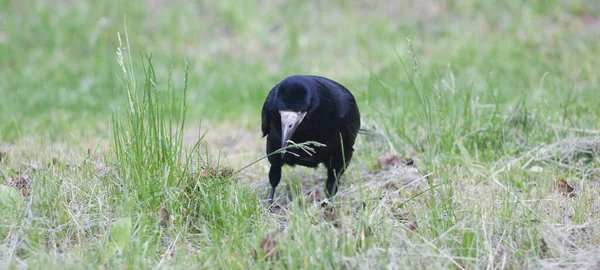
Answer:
343;113;361;149
261;100;270;137
261;85;278;137
312;76;361;147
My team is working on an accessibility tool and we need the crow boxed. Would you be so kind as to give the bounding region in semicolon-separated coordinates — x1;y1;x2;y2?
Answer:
261;75;361;204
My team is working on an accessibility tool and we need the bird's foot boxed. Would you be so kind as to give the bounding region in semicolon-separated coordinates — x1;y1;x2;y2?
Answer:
266;187;276;205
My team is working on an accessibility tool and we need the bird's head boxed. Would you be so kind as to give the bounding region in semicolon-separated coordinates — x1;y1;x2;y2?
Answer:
275;78;314;150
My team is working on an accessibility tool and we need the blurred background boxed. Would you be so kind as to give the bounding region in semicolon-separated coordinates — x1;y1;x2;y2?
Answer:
1;0;599;142
1;2;600;267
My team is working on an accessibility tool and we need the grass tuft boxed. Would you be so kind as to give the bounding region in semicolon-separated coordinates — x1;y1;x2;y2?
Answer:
111;28;189;208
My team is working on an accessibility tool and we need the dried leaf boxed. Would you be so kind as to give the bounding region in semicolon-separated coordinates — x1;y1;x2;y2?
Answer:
320;198;330;208
8;175;30;197
357;220;372;245
259;231;280;261
95;165;111;176
198;163;233;179
353;201;367;212
359;227;365;243
539;237;548;254
399;211;417;231
304;189;322;204
159;207;169;228
406;221;417;231
0;151;7;162
555;180;575;197
323;206;340;228
219;167;233;178
383;181;400;190
377;154;415;168
377;154;402;167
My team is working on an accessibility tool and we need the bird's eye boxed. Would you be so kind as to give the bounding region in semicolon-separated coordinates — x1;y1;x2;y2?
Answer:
288;124;292;128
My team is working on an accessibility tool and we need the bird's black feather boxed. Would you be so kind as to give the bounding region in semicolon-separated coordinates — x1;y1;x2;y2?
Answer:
261;75;361;203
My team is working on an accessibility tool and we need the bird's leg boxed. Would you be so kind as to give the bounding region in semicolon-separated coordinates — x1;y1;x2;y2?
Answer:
267;165;282;204
325;166;341;199
325;148;354;199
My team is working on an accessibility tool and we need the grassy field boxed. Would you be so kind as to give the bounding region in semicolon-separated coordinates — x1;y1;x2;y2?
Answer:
1;0;600;268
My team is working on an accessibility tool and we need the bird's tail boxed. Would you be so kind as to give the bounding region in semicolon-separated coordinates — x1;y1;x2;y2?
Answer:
358;128;376;135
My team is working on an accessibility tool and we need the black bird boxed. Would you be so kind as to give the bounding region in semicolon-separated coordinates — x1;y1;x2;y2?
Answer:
261;75;361;204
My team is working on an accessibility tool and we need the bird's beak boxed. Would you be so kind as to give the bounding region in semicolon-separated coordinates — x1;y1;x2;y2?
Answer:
280;110;307;151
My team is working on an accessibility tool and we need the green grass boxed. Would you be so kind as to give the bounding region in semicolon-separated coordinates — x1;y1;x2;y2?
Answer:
1;0;600;268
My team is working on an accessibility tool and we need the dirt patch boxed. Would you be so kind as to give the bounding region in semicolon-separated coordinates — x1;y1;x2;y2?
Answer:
361;162;426;192
183;122;266;179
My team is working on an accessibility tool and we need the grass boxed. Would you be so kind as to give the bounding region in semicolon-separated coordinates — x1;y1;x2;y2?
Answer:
1;0;600;268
